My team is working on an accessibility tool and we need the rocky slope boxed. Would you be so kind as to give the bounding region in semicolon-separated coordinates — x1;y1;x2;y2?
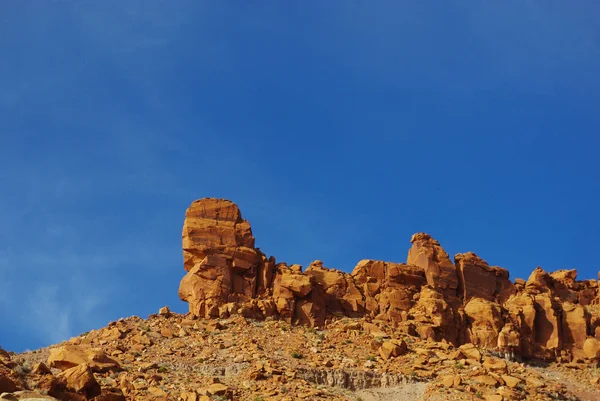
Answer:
2;197;600;401
3;309;600;401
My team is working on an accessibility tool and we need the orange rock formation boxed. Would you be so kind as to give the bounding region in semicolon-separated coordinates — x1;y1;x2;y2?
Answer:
179;198;600;362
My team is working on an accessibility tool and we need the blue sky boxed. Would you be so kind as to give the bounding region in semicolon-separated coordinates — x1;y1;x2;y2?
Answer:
1;2;599;352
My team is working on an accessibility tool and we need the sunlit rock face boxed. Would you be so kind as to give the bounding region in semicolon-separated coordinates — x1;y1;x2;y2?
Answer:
179;197;600;362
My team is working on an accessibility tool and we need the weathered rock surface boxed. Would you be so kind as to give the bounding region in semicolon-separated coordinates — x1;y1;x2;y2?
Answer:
177;198;600;363
454;252;514;303
52;363;101;399
407;233;458;301
47;345;120;373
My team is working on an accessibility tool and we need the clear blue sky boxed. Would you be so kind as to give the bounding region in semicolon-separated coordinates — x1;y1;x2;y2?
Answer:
1;2;599;352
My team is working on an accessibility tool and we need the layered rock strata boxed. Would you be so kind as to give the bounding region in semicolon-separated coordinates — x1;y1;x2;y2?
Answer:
179;198;600;361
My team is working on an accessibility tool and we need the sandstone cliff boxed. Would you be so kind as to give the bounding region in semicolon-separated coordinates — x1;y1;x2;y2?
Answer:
179;198;600;362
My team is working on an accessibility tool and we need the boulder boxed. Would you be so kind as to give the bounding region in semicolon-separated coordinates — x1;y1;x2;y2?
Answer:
32;362;52;375
526;267;552;294
583;337;600;360
0;392;58;400
53;363;101;399
551;269;578;302
458;343;482;362
502;375;521;388
279;271;312;298
378;339;408;360
483;357;508;374
47;345;120;372
158;306;171;316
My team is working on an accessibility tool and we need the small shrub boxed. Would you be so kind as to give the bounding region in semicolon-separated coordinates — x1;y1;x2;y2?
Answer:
291;352;303;359
158;366;168;373
15;364;32;376
366;355;377;362
455;362;464;369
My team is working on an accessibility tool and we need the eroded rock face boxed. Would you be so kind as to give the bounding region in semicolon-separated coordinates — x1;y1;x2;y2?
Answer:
455;252;514;303
179;199;265;318
178;198;600;362
306;261;364;317
464;298;503;348
407;233;458;301
351;260;426;323
181;198;257;272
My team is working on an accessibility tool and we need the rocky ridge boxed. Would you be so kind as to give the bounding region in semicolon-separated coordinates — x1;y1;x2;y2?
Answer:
179;198;600;363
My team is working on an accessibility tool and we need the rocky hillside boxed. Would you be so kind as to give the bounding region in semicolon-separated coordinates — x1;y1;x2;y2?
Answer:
2;197;600;401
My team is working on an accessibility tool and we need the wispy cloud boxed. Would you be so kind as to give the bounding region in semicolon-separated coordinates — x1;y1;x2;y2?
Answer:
28;284;74;344
0;261;109;346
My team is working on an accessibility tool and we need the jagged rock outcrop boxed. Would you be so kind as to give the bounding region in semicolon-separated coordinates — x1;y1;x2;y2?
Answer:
407;233;458;302
178;198;600;362
351;259;425;323
178;198;269;318
455;252;514;303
